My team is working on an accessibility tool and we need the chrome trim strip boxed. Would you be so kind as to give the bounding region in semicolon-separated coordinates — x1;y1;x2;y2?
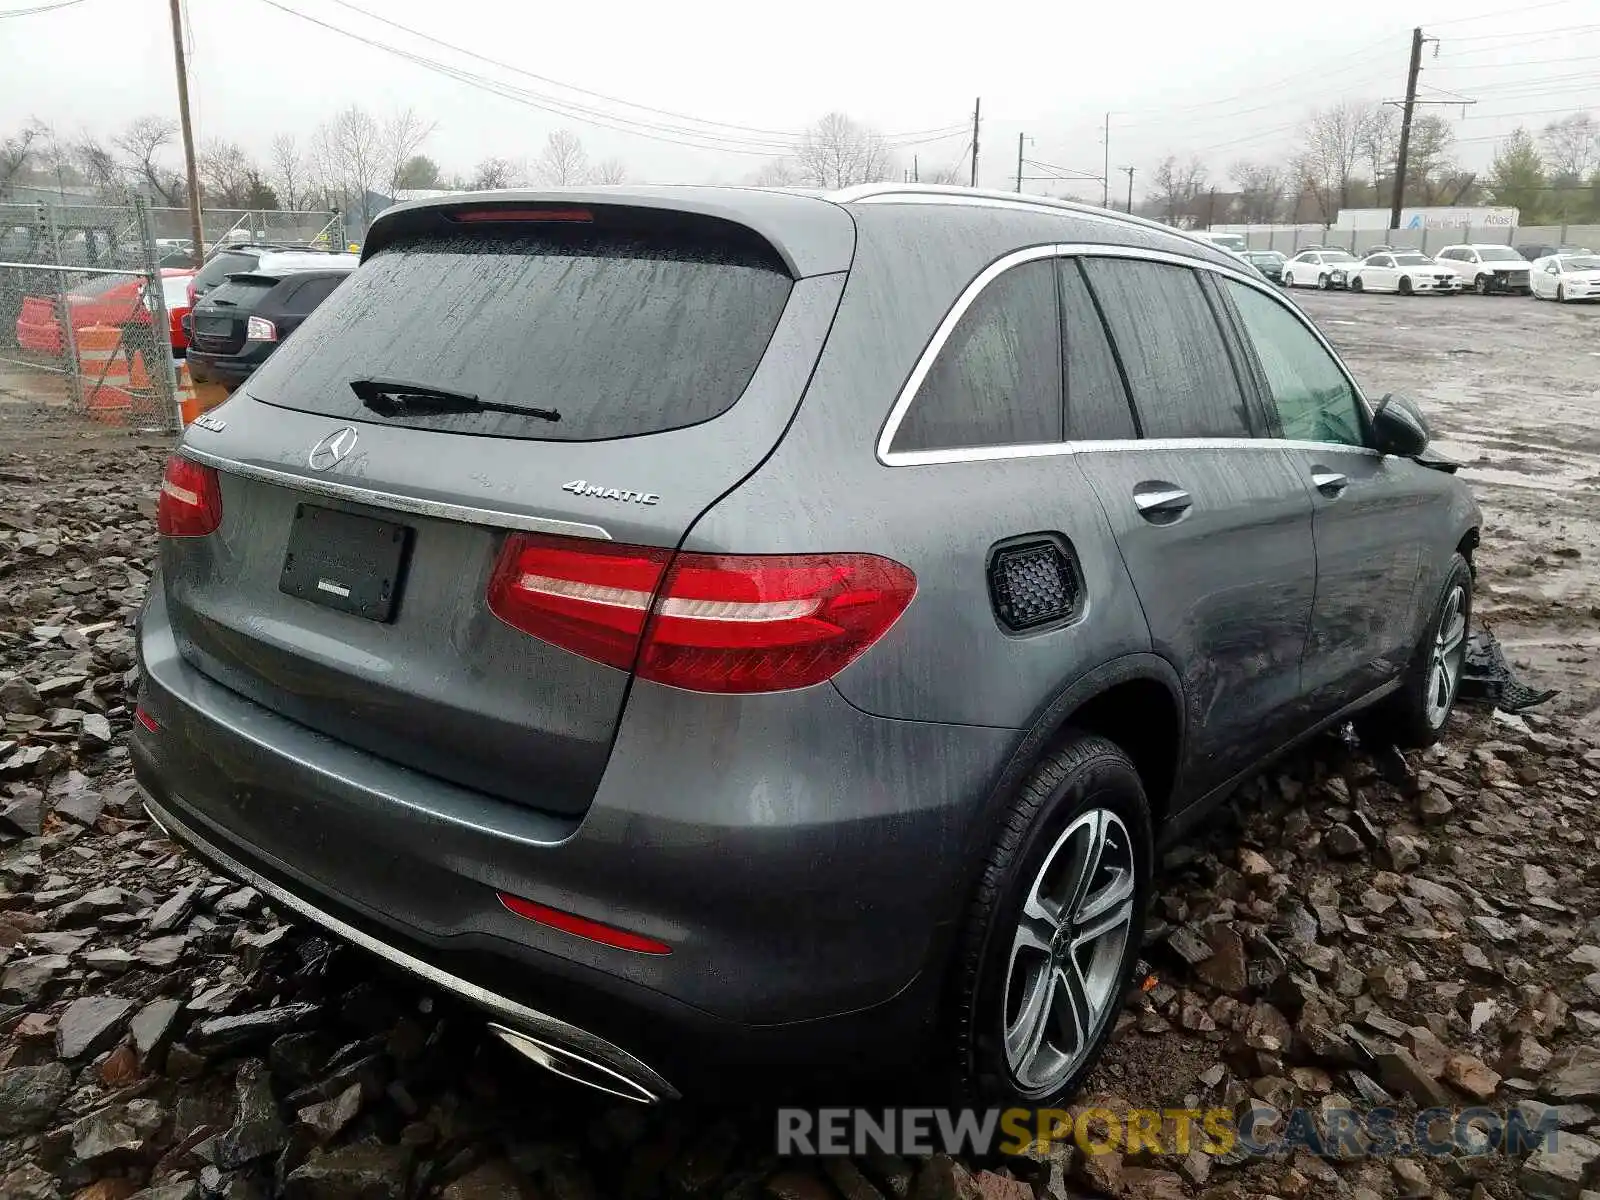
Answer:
876;241;1377;468
179;446;613;540
141;793;677;1102
489;1024;656;1105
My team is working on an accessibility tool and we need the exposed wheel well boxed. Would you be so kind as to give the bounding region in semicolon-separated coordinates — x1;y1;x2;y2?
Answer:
1063;679;1181;824
1456;528;1480;567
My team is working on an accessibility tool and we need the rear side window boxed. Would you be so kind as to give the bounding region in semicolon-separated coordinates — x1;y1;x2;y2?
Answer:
1224;281;1365;447
248;227;793;441
890;258;1061;453
1082;258;1251;439
283;276;343;312
193;252;256;292
1057;259;1135;441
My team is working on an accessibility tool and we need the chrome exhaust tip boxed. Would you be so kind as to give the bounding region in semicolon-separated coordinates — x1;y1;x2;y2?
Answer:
488;1023;662;1104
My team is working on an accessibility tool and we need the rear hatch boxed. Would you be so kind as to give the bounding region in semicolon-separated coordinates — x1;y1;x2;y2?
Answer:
190;275;275;355
158;194;854;817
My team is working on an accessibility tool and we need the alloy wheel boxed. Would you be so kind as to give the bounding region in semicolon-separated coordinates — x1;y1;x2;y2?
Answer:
1001;808;1136;1095
1425;584;1467;729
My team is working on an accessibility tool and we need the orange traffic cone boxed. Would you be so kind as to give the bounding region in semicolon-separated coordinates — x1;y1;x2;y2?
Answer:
175;359;203;426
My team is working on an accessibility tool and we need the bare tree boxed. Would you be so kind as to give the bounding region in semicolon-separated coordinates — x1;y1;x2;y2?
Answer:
921;160;965;185
270;134;308;210
794;112;893;188
197;139;258;208
1229;160;1284;223
1358;105;1399;205
471;155;521;189
1293;101;1372;223
75;133;124;200
1150;154;1208;225
1404;114;1458;204
1541;112;1599;180
113;115;182;204
315;105;385;222
535;130;589;185
1;120;46;191
591;157;628;185
751;157;801;187
382;108;436;192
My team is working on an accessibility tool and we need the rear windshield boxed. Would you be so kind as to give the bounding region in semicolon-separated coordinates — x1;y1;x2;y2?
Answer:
193;251;257;292
248;226;794;441
201;277;276;310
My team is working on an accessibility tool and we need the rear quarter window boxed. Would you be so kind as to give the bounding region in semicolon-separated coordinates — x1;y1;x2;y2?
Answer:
246;227;794;442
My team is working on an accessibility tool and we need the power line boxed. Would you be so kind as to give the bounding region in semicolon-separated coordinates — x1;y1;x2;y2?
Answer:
245;0;965;156
0;0;87;15
317;0;958;145
1425;0;1587;27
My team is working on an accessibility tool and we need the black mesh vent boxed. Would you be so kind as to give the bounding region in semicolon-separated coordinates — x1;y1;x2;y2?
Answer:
988;541;1081;632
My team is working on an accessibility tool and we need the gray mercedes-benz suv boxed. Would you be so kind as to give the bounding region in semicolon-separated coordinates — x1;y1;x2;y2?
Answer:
133;184;1479;1107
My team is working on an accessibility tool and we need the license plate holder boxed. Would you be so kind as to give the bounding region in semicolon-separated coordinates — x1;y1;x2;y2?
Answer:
279;504;412;622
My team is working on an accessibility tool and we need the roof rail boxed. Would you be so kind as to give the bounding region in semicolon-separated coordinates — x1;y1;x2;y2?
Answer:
827;183;1225;251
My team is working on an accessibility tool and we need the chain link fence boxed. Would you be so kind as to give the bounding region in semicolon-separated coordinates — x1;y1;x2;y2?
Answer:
0;197;179;429
0;200;341;430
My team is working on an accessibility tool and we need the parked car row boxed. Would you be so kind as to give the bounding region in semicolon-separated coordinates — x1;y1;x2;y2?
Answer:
12;239;359;387
1228;242;1600;302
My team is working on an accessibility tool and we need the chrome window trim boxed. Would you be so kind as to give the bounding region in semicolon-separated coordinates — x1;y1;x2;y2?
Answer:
876;242;1375;467
178;446;613;540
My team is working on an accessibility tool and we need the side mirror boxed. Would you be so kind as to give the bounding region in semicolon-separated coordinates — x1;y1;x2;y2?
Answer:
1372;393;1429;458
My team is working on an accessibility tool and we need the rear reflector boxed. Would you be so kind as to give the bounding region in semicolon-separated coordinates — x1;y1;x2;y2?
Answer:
157;455;222;537
134;706;160;733
449;208;594;223
489;534;916;693
497;892;671;955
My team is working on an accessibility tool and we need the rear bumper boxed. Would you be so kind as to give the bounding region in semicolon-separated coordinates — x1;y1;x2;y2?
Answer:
133;583;1018;1094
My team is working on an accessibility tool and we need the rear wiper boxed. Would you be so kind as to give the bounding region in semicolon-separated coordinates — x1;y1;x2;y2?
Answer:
348;377;560;422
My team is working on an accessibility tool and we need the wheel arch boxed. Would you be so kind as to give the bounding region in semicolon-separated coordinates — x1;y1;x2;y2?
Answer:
962;655;1187;874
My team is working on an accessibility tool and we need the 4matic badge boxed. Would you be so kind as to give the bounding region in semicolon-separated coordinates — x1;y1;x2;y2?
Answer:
562;479;660;505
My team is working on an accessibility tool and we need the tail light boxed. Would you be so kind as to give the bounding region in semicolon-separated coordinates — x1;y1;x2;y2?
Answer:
246;316;277;341
157;455;222;537
488;534;916;693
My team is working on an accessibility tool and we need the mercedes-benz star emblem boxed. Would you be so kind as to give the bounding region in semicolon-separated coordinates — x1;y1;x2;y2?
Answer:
308;426;359;471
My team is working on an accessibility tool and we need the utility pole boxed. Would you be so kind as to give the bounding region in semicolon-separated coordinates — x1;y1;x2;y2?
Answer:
970;98;981;188
1102;113;1111;207
1389;27;1425;233
167;0;205;259
1120;166;1135;213
1017;132;1025;193
913;154;919;183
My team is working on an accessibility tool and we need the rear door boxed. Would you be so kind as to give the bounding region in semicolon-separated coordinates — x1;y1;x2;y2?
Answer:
161;204;848;818
1067;253;1316;800
1219;277;1425;714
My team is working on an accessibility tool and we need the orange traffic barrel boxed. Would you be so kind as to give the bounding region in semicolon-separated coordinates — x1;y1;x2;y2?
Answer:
75;326;137;424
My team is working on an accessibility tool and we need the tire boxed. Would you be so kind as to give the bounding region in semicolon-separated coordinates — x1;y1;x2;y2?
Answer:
1399;276;1413;296
1556;285;1566;302
1351;276;1364;293
953;733;1152;1107
1358;554;1473;750
1317;273;1330;290
1520;287;1533;296
1283;271;1295;288
1474;275;1491;296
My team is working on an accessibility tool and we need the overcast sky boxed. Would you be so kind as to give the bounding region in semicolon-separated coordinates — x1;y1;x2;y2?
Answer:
3;0;1598;198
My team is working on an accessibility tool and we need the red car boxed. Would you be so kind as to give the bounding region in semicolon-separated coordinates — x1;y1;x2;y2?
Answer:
15;268;196;356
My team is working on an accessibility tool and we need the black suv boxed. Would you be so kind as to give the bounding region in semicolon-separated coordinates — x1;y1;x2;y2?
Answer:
187;252;359;388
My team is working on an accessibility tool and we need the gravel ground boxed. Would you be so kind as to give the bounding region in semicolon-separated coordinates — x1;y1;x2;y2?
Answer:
2;294;1599;1200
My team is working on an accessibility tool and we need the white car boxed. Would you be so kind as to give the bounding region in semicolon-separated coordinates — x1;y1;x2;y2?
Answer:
1282;249;1360;289
1433;245;1533;295
1348;252;1462;296
1529;253;1600;302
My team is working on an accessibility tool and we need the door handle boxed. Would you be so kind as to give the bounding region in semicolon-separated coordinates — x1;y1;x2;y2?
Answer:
1311;470;1349;496
1133;484;1192;518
